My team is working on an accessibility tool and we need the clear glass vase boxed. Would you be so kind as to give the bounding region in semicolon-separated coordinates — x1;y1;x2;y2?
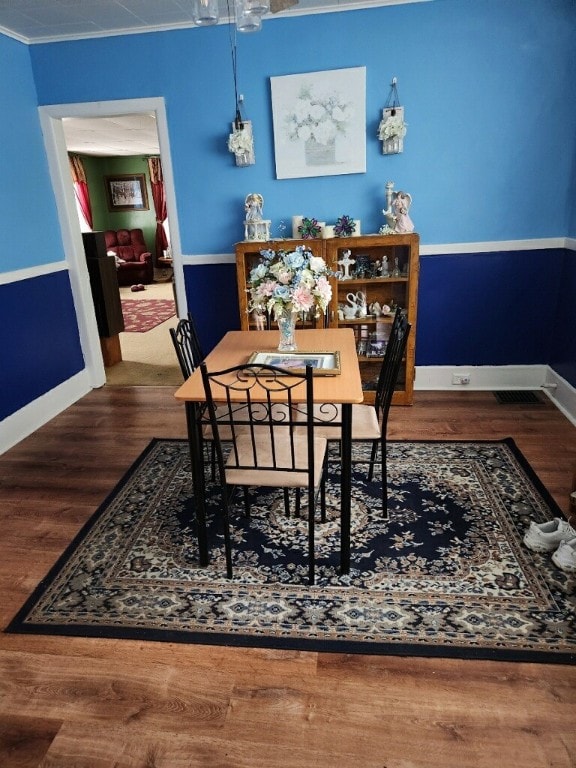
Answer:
276;308;297;352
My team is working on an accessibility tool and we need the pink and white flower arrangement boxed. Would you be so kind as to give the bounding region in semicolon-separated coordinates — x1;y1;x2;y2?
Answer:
248;245;333;319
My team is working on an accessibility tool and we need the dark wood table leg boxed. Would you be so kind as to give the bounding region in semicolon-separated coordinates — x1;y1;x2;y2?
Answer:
185;402;208;566
340;402;352;574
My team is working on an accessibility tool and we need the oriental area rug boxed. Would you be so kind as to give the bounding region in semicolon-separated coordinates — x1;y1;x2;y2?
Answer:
7;439;575;664
121;299;175;333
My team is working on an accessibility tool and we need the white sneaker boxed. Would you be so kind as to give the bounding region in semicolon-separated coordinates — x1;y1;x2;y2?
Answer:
523;518;576;552
551;538;576;573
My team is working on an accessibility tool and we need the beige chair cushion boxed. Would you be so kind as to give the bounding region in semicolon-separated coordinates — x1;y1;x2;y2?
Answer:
297;403;381;441
225;432;327;488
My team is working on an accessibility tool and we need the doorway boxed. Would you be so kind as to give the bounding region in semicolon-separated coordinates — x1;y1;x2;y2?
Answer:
39;98;186;390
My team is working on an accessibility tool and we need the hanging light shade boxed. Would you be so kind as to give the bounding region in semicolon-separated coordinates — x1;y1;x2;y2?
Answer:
244;0;270;14
234;0;262;31
193;0;219;25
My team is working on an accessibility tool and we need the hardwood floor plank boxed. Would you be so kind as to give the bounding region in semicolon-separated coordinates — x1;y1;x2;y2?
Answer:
0;387;574;767
0;714;61;768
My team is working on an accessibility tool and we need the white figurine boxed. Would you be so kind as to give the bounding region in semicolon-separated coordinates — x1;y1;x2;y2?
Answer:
392;191;414;233
338;249;355;280
245;193;263;221
382;181;396;231
381;181;415;234
244;193;270;241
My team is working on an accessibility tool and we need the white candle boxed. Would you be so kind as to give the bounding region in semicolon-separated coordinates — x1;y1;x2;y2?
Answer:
323;225;335;239
292;215;303;239
353;219;361;236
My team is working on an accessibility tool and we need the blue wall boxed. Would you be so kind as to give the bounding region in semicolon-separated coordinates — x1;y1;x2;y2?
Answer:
0;0;575;429
416;249;563;366
0;36;68;271
0;272;85;421
0;34;84;424
549;250;576;386
29;0;576;252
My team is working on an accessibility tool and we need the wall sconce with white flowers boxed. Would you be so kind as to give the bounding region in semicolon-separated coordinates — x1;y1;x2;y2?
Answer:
228;96;255;166
378;77;407;155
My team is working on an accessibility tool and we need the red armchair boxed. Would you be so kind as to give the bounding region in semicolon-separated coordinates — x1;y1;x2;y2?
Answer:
104;229;154;286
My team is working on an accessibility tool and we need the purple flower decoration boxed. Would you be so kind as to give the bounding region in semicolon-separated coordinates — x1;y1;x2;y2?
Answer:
334;215;356;238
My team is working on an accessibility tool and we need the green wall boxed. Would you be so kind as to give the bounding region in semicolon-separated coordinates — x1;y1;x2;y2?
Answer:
80;155;157;257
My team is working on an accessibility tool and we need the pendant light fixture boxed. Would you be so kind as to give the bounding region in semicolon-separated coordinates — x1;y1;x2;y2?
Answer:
192;0;219;25
234;0;263;32
241;0;270;17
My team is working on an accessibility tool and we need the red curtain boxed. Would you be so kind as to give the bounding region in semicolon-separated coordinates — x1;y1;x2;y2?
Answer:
147;157;168;260
69;154;93;229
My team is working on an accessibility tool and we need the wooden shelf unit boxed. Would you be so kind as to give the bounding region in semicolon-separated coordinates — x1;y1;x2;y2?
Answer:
324;234;419;405
235;233;419;405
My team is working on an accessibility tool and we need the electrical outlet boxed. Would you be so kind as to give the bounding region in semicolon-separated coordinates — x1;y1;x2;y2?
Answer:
452;373;471;385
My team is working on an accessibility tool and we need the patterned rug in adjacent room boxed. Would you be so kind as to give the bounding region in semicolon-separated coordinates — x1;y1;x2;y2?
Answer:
121;299;175;333
7;439;575;664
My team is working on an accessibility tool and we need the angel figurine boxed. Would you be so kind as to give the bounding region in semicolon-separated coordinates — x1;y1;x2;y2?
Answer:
245;193;263;222
244;193;270;241
392;191;414;234
381;181;415;235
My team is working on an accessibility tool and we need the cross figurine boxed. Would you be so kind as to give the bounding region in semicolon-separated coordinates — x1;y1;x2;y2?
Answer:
338;249;355;280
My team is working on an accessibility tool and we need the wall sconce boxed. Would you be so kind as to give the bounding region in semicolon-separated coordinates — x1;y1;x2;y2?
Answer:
228;103;255;166
378;77;407;155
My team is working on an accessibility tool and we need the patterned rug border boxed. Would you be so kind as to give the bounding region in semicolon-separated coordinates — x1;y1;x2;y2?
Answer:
6;438;575;665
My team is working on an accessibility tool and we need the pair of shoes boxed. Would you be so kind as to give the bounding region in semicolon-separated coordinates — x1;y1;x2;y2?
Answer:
523;517;576;573
523;517;576;552
551;539;576;573
130;283;146;292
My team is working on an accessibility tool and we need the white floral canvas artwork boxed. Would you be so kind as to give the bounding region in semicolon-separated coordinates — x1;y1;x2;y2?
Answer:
270;67;366;180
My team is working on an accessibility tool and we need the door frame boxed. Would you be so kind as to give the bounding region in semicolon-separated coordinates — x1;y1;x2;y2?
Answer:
39;97;186;388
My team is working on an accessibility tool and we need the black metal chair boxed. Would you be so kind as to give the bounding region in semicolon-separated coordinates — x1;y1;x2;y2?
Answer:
303;307;411;517
365;309;411;511
169;313;204;378
169;313;219;478
200;362;327;585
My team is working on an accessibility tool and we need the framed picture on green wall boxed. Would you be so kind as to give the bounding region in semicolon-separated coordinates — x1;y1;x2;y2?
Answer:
105;174;149;211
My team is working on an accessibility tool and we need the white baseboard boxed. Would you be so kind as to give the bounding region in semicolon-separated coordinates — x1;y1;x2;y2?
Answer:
415;364;549;390
543;368;576;428
0;371;93;455
415;364;576;427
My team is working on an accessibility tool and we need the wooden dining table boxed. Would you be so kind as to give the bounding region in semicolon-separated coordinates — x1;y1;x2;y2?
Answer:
174;327;364;576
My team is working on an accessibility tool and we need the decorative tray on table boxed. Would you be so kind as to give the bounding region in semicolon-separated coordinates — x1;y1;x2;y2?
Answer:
247;350;341;376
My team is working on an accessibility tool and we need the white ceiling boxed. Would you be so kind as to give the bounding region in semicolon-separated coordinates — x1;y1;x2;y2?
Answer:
0;0;426;44
62;114;160;156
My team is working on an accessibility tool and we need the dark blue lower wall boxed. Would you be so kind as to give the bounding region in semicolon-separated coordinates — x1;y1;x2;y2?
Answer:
1;271;85;421
416;249;564;367
185;248;576;390
6;248;573;427
549;248;576;386
183;263;241;354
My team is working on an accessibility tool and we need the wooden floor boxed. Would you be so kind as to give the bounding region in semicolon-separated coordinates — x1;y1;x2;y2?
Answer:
1;388;575;767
